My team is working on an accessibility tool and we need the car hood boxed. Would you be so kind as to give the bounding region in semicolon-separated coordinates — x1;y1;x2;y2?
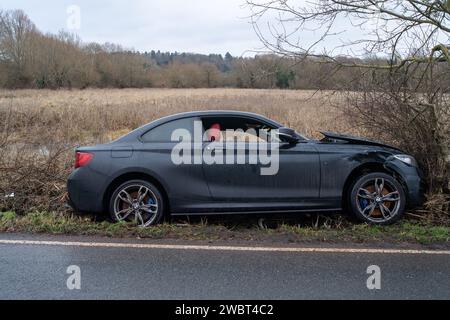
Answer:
320;131;402;151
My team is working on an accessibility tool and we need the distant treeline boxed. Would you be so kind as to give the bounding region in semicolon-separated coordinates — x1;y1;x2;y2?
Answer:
1;9;448;90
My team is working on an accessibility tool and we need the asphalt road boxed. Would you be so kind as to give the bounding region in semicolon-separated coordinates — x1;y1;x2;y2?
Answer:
0;235;449;300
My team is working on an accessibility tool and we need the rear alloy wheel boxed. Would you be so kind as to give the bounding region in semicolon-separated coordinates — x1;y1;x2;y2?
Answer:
109;180;164;227
349;172;405;225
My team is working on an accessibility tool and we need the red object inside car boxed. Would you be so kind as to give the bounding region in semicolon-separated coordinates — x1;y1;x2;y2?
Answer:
208;123;222;142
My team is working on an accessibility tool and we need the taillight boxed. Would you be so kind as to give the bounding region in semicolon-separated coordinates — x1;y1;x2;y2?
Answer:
75;152;94;169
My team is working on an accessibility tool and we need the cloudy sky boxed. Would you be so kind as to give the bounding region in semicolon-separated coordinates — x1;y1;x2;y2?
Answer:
1;0;267;56
4;1;430;58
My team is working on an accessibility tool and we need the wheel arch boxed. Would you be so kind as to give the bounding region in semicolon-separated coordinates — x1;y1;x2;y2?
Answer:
341;162;407;210
102;171;170;215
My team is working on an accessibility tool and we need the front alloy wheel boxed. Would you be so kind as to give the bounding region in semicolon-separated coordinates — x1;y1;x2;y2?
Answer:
109;180;164;227
350;172;405;225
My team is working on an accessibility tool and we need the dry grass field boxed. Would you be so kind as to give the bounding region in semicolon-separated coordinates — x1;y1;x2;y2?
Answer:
0;88;364;214
0;88;353;143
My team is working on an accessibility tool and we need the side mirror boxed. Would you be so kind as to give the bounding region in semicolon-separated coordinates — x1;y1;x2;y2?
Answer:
276;127;300;144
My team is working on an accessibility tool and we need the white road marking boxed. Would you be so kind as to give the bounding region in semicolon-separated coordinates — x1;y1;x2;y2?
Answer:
0;239;449;255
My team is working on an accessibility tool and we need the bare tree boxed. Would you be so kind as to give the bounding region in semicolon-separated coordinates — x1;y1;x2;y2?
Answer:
246;1;450;206
0;10;37;86
246;0;449;67
200;62;221;88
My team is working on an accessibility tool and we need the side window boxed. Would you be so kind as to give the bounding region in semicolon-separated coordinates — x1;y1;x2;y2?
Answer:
141;118;194;142
202;117;275;143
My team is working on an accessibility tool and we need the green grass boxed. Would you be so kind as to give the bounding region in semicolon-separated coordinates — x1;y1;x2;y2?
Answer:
277;221;450;244
0;211;229;240
0;211;449;245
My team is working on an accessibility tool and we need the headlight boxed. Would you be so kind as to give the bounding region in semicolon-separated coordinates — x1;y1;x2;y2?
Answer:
394;154;417;167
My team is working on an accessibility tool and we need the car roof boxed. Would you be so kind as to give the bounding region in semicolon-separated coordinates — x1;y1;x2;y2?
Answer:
156;110;282;124
115;110;284;143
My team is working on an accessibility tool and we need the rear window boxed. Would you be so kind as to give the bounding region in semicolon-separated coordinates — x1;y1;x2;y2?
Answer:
141;117;195;142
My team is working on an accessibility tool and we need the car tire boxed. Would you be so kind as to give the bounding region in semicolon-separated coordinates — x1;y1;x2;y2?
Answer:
349;172;406;225
109;179;164;227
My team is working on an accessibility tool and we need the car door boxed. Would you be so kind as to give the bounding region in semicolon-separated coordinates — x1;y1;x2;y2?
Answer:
138;116;211;211
201;117;320;203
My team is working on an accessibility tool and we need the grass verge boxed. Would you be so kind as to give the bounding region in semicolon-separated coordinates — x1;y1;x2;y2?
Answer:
0;211;449;245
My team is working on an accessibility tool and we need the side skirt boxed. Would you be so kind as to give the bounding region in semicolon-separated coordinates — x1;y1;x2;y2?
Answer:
171;208;342;216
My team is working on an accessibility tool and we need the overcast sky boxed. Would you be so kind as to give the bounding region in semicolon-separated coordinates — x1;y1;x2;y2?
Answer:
1;0;268;56
4;1;430;58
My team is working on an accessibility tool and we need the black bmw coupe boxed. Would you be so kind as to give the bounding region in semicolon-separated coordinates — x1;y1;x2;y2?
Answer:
68;111;424;226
